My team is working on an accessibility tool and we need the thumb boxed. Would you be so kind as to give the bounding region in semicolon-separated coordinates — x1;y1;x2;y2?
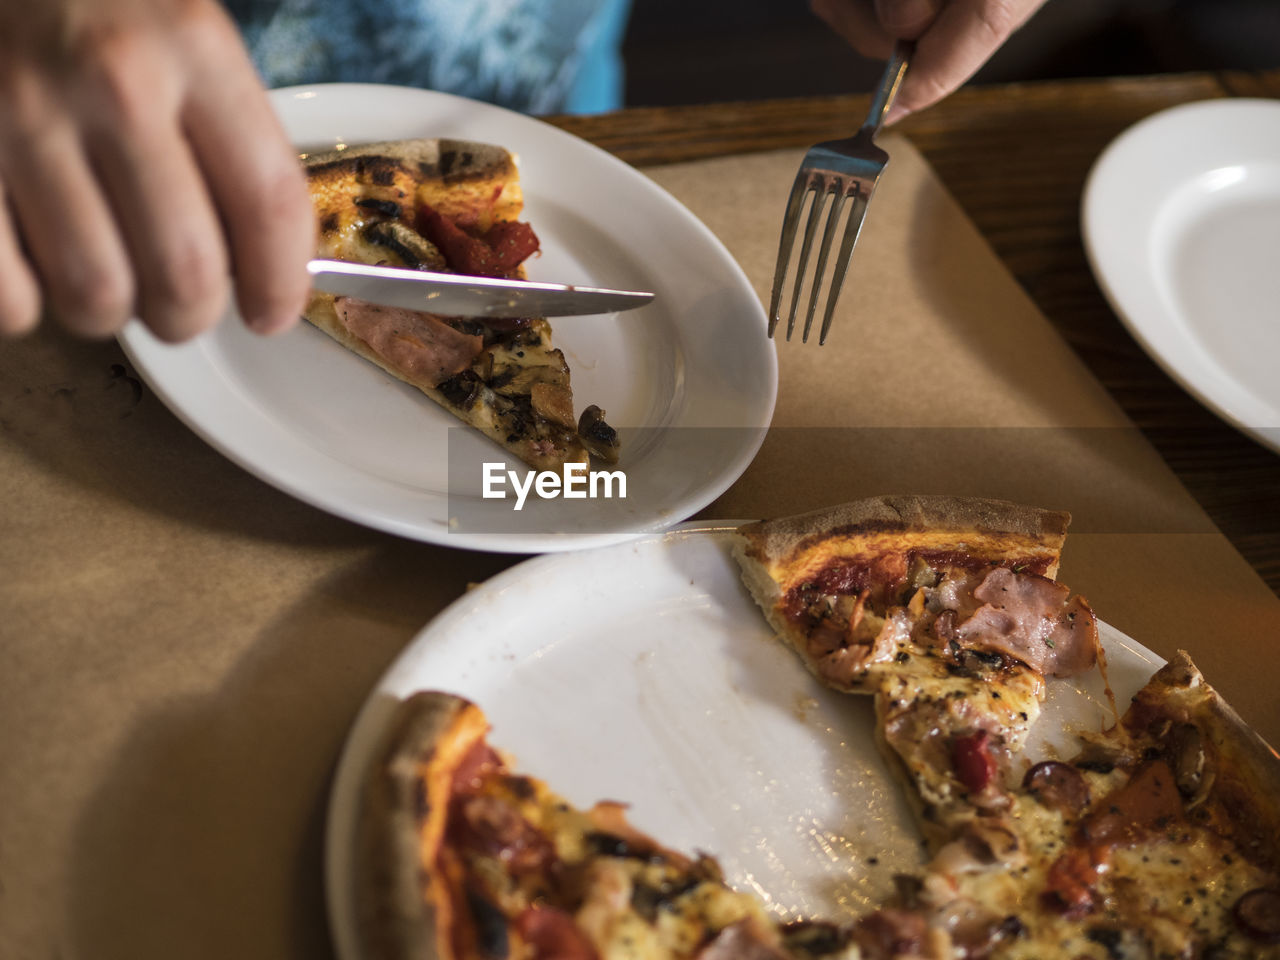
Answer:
873;0;944;38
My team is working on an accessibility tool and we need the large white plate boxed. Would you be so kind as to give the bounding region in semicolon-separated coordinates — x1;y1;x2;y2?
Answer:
324;523;1163;960
119;85;777;552
1083;98;1280;454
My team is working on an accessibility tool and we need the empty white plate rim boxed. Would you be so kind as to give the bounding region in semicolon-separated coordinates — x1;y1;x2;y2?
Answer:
1082;97;1280;453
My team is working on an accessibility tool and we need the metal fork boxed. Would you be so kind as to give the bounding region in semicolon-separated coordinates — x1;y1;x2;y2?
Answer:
768;41;913;344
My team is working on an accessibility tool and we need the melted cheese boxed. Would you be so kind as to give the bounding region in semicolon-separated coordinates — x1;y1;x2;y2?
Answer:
931;788;1280;958
453;770;798;960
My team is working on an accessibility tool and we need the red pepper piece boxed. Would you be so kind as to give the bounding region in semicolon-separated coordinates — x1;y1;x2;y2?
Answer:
951;729;997;794
418;203;540;277
482;219;540;273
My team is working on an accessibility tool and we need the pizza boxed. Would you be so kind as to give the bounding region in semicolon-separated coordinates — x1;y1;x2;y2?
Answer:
354;692;844;960
733;496;1280;957
351;496;1280;960
302;137;619;470
733;496;1098;848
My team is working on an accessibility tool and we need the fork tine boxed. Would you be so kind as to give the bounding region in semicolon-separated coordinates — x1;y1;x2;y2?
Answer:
767;172;812;338
800;189;848;343
784;180;828;340
817;186;870;345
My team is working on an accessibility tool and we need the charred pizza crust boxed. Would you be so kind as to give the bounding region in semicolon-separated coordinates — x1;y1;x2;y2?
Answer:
354;693;488;960
301;138;618;470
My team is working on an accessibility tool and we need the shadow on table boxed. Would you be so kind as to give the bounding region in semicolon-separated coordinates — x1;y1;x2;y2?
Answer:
65;538;512;960
0;326;371;548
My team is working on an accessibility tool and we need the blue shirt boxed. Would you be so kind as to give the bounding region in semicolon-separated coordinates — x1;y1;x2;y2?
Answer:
225;0;631;114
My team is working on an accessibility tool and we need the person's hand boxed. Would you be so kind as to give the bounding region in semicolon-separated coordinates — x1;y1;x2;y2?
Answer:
811;0;1050;122
0;0;315;342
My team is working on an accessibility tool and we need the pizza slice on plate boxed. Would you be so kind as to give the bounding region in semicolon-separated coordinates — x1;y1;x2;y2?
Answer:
733;495;1100;845
733;495;1280;957
302;138;619;470
354;692;854;960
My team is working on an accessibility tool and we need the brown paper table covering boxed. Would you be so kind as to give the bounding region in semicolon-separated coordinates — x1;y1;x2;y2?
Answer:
3;138;1278;960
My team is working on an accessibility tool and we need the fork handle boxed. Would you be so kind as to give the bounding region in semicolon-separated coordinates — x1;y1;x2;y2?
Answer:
859;40;914;140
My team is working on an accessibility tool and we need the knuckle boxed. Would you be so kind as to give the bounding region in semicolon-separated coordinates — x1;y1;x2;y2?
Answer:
52;263;134;334
149;239;228;310
975;0;1020;44
78;34;166;130
0;66;56;138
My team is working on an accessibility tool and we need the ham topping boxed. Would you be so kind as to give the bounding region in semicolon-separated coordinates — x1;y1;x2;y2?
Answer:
954;567;1099;678
419;203;540;277
808;606;904;688
334;297;483;387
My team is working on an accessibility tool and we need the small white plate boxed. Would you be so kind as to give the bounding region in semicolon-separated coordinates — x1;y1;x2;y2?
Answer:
119;85;777;552
324;523;1163;960
1083;98;1280;453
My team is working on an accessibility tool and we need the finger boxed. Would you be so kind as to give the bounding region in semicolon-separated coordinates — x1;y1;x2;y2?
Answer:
81;37;230;343
0;179;42;335
179;6;314;335
0;73;134;338
874;0;945;39
889;0;1042;120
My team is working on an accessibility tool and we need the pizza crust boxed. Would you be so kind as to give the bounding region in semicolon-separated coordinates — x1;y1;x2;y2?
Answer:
736;494;1070;579
354;692;489;960
306;138;522;233
731;495;1073;679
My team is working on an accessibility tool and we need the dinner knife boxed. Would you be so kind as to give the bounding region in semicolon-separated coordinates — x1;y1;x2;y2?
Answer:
307;259;654;318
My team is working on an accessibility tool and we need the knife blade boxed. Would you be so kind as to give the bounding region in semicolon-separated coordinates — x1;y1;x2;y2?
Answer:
307;259;654;318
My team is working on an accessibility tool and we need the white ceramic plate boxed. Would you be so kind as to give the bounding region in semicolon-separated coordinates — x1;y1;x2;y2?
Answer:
118;85;777;552
324;524;1163;960
1083;98;1280;453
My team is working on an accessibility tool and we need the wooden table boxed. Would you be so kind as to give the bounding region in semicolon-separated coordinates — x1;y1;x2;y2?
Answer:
553;69;1280;596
